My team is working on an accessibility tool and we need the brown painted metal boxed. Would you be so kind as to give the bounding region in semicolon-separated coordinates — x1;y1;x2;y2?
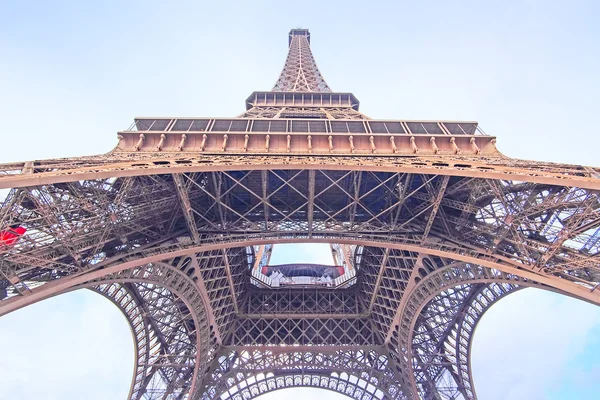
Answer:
1;28;599;400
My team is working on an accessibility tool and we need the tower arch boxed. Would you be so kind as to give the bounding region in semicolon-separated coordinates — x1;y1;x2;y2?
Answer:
203;349;402;400
392;261;594;399
0;28;599;399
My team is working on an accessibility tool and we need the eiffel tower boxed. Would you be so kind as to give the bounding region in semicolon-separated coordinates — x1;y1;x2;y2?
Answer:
1;28;599;400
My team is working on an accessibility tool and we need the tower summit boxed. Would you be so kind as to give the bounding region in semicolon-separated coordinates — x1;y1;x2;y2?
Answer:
243;28;363;119
273;28;331;92
1;29;599;400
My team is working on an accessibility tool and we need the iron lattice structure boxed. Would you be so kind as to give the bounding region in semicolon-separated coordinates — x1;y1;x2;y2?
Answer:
1;28;599;400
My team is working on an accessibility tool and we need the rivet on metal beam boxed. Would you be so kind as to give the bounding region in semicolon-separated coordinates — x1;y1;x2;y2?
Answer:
328;135;334;153
265;135;270;152
491;138;498;151
450;137;461;154
200;134;207;152
243;134;249;152
286;135;291;152
177;134;186;151
349;136;355;153
410;136;419;154
134;133;145;151
307;135;312;153
470;137;481;154
22;161;34;174
222;134;228;151
430;137;439;154
156;134;166;151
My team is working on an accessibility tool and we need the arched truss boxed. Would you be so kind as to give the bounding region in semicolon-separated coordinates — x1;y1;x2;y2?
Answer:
0;238;598;399
1;169;598;303
65;260;219;400
202;349;403;400
1;166;599;400
2;20;599;399
390;262;578;400
409;282;519;400
0;155;598;191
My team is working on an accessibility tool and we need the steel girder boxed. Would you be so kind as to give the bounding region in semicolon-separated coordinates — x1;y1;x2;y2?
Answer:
408;282;520;400
389;262;560;399
70;261;218;399
241;288;365;317
1;165;599;399
240;105;369;119
202;348;404;400
0;155;598;191
2;170;598;296
93;280;200;400
2;27;600;400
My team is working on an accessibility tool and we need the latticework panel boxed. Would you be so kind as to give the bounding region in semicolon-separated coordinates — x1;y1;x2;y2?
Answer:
95;281;199;399
410;282;519;399
358;247;419;337
1;26;600;400
2;169;599;310
77;261;218;399
229;317;379;347
390;263;553;399
192;247;249;341
273;29;331;93
240;288;363;316
1;170;599;399
239;106;369;120
203;349;405;400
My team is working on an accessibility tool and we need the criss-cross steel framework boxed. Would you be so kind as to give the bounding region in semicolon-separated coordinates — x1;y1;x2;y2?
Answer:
1;28;599;400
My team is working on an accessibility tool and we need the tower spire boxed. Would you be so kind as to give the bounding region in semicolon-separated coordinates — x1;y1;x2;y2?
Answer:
272;29;331;92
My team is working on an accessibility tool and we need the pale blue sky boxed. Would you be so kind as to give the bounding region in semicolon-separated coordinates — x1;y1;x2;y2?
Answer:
0;1;599;399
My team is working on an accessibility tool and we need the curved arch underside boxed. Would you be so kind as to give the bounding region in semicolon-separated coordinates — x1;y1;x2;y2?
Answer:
204;349;401;400
92;280;200;400
81;262;218;399
408;282;519;399
1;164;599;399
